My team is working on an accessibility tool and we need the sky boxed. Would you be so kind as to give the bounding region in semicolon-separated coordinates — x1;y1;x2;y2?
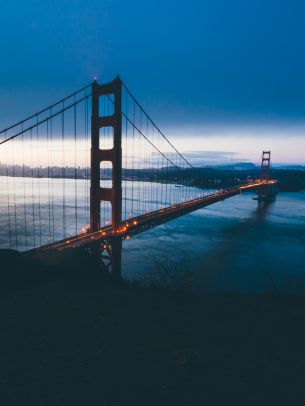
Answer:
0;0;305;165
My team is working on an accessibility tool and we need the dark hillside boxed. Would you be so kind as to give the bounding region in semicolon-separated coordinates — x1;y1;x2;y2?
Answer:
1;249;305;405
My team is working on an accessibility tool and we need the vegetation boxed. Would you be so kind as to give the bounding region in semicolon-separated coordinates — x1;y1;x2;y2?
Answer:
1;249;305;404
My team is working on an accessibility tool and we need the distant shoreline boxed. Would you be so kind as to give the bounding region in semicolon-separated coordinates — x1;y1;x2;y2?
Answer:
1;166;305;192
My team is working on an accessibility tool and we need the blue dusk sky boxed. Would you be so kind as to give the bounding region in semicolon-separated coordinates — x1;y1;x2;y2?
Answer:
0;0;304;164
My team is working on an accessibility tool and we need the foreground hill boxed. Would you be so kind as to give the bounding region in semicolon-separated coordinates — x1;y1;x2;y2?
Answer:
1;249;305;405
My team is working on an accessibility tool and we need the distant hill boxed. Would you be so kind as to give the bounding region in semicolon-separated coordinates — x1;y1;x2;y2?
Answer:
203;162;257;171
273;165;305;171
202;163;305;171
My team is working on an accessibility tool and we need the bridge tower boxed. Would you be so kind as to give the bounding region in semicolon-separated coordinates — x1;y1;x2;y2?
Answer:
260;151;271;180
258;150;276;202
90;76;122;277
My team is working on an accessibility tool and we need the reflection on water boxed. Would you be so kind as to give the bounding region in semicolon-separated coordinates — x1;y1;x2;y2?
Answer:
0;176;205;251
122;191;305;295
0;175;304;295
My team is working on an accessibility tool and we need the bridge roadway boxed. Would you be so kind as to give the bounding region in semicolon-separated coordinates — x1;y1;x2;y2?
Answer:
38;179;277;252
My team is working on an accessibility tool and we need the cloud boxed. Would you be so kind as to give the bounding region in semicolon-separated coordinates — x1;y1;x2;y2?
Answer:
181;150;245;166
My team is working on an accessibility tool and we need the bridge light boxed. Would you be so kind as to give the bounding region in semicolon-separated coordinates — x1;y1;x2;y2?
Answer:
133;220;138;225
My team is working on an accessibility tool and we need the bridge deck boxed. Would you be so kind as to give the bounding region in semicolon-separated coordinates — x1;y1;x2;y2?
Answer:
38;180;277;251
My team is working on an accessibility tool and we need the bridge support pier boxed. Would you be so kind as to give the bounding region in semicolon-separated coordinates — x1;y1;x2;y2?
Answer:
109;236;122;277
97;236;122;277
257;184;277;204
257;151;277;203
90;76;123;278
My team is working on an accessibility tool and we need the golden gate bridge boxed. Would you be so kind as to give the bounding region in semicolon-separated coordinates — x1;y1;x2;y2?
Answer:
0;76;277;276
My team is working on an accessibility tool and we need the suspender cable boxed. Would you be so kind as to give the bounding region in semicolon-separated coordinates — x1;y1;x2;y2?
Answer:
11;139;18;250
47;119;51;241
61;104;66;238
21;123;28;250
30;128;36;248
74;97;78;236
50;108;55;242
36;115;42;246
5;132;12;248
0;83;92;136
0;94;92;146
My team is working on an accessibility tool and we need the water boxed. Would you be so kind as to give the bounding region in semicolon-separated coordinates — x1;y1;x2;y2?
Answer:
0;176;304;295
0;177;204;250
122;191;305;295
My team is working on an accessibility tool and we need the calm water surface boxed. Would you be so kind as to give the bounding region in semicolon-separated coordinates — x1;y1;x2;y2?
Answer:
0;176;304;295
122;191;305;295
